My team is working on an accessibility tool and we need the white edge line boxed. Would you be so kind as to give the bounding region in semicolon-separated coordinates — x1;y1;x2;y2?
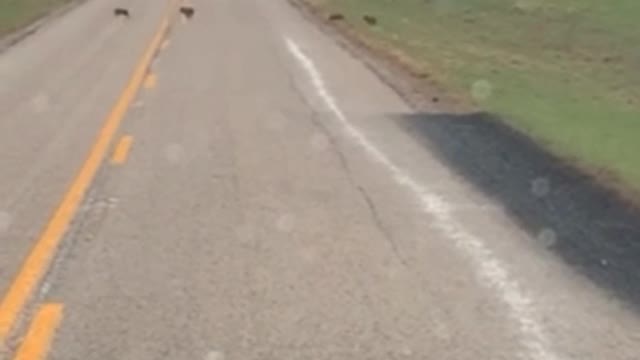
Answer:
284;37;560;360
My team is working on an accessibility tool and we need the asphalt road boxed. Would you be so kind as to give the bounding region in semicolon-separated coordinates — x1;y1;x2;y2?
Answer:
0;0;639;359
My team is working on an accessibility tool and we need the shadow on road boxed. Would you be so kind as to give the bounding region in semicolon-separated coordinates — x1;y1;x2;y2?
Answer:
395;111;640;311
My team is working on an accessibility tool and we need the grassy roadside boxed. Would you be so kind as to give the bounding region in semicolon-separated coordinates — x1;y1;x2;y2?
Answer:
304;0;640;196
0;0;74;38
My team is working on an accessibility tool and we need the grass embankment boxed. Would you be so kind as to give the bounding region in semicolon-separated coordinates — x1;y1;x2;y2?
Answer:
0;0;73;38
308;0;640;194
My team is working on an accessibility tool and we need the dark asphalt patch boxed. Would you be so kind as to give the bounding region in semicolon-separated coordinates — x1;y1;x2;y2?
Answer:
396;112;640;312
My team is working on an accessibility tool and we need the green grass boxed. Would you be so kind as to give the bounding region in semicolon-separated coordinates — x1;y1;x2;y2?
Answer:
0;0;73;38
314;0;640;192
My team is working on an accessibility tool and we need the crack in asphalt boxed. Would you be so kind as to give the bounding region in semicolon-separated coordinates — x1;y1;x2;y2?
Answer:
283;65;411;269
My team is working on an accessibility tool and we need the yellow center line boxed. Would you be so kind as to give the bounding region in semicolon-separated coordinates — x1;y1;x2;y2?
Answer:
12;304;63;360
0;1;176;343
110;135;134;165
143;72;157;90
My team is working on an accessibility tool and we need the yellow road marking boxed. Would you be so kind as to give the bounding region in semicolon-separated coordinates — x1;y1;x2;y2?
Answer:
12;304;63;360
110;135;134;165
0;3;174;342
143;72;157;89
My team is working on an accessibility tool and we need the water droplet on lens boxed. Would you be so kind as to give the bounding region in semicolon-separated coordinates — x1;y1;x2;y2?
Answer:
311;133;329;151
165;143;185;164
537;228;557;248
531;177;550;197
276;214;296;233
0;211;12;233
471;79;493;101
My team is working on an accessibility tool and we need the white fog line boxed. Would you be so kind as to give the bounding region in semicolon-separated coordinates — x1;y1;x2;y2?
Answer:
284;37;560;360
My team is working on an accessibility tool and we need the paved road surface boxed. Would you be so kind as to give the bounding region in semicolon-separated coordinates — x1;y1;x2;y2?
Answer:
0;0;639;359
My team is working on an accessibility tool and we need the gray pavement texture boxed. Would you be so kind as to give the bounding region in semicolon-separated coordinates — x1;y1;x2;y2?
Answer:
0;0;639;359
